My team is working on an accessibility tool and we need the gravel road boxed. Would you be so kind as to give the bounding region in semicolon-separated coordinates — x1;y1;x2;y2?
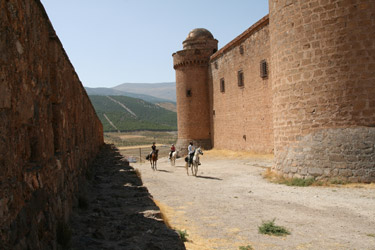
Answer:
133;152;375;250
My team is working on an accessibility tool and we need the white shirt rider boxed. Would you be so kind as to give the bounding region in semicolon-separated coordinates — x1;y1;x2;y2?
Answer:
188;143;195;155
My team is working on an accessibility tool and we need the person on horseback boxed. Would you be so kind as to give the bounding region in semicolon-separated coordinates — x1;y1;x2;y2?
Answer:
188;142;195;164
188;142;201;165
169;144;176;159
146;142;157;160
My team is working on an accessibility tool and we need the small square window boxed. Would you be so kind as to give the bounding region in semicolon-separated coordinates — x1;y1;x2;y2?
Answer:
220;78;225;93
186;89;192;97
260;60;268;78
237;70;244;87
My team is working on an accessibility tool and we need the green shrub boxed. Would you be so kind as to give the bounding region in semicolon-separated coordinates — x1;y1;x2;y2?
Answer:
176;229;189;242
285;177;315;187
239;245;254;250
258;219;290;236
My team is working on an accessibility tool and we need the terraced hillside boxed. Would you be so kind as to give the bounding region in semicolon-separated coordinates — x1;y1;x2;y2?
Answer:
89;95;177;132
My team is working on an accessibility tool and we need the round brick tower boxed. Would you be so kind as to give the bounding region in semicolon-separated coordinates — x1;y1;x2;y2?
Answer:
269;0;375;182
172;28;218;155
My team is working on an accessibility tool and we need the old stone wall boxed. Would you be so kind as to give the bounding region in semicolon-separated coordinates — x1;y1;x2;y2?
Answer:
209;16;274;153
269;0;375;181
0;0;103;249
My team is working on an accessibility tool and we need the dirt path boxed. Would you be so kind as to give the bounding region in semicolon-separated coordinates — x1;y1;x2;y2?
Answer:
133;153;375;250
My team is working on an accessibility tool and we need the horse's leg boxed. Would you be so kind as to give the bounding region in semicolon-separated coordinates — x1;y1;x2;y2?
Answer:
185;162;189;175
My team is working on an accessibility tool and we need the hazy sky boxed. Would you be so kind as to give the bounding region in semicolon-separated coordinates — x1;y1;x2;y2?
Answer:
40;0;269;88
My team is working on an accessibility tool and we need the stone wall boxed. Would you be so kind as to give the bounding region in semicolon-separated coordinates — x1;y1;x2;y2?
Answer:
277;127;375;182
209;16;274;153
0;0;103;249
269;0;375;181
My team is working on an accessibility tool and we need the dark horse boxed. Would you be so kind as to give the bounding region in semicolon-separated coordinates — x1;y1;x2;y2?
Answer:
150;149;158;171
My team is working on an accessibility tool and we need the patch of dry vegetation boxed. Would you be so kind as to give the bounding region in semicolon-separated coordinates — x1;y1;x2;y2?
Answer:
153;199;173;229
204;149;273;160
263;169;375;188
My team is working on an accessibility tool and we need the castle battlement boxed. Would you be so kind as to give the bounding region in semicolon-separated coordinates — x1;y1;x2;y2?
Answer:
173;49;213;69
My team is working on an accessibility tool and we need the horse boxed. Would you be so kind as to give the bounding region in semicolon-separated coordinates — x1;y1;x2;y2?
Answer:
150;149;158;171
185;147;203;176
170;151;177;166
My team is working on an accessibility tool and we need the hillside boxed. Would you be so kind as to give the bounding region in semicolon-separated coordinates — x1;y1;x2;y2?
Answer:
89;95;177;132
113;82;176;102
84;87;173;103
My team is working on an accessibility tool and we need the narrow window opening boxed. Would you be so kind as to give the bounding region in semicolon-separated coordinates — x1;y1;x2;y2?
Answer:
237;70;244;87
239;45;244;55
220;78;225;93
186;89;192;97
260;60;268;78
214;62;218;69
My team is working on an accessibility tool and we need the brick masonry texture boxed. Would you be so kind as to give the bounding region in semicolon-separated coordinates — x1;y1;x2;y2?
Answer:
173;31;217;155
269;0;375;181
0;0;103;249
174;0;375;182
210;17;273;153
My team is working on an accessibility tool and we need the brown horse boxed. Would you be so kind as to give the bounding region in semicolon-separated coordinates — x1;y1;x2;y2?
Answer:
150;149;158;171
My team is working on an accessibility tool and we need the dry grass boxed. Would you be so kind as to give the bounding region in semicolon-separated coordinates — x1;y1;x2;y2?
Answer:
153;199;173;229
204;148;274;160
263;169;375;189
118;144;164;150
118;135;146;139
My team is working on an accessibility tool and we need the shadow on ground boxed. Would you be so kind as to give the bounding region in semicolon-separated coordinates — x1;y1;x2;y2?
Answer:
70;144;185;250
195;175;223;181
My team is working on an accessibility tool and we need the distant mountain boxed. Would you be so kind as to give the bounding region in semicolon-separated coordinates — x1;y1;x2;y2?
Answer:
113;82;176;102
89;95;177;132
85;87;173;104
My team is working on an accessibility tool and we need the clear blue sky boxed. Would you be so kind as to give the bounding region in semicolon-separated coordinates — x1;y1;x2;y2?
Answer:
40;0;269;88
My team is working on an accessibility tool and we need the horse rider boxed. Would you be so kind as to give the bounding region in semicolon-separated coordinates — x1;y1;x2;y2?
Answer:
187;142;195;164
188;142;201;165
169;144;176;159
147;142;157;160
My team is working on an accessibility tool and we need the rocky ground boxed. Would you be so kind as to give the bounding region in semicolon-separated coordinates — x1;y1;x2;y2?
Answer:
132;151;375;250
69;144;185;250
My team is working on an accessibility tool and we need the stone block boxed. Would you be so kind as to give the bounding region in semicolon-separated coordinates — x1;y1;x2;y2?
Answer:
308;167;323;176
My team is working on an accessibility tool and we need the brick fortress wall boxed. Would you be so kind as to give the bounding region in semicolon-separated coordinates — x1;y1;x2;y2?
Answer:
174;0;375;182
269;0;375;181
0;0;104;248
209;16;274;153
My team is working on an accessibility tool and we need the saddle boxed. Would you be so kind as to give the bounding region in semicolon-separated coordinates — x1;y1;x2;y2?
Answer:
185;154;194;164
